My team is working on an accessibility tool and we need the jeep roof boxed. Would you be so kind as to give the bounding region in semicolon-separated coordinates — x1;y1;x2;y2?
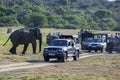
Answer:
50;39;75;46
51;39;73;42
59;34;78;39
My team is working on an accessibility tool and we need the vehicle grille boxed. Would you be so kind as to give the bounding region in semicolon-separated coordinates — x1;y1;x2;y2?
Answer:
91;44;97;46
47;48;59;52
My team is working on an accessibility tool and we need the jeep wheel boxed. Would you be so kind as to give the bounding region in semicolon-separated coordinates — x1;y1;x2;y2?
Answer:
88;49;91;52
95;50;97;52
73;51;79;61
108;50;112;54
101;49;103;53
60;53;67;62
61;56;67;62
44;57;49;62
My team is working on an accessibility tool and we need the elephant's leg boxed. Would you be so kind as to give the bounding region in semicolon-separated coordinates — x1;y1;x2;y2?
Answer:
22;44;29;54
9;42;19;54
32;41;36;54
9;46;17;54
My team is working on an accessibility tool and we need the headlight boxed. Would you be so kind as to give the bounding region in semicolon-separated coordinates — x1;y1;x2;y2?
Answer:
58;49;63;52
88;44;91;46
44;48;48;52
97;44;102;46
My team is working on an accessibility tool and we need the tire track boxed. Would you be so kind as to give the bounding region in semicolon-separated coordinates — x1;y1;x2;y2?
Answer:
0;54;103;73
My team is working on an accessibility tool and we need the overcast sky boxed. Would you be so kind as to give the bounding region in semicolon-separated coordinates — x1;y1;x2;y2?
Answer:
108;0;116;2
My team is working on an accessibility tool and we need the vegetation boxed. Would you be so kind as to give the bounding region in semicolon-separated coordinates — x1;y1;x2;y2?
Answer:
0;0;120;30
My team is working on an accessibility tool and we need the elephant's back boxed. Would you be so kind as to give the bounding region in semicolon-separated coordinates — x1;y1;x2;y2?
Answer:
10;29;34;44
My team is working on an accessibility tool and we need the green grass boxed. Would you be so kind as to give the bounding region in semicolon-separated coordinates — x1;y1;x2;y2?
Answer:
0;74;112;80
16;73;112;80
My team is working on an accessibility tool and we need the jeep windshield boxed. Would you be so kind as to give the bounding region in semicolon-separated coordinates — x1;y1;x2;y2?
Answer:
51;40;67;46
93;38;103;43
84;38;93;42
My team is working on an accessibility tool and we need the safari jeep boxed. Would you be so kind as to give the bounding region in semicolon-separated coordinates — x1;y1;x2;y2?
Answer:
43;39;80;62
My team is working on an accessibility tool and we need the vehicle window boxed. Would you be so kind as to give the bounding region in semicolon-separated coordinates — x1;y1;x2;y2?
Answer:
51;40;67;46
93;39;103;43
76;38;80;43
72;43;74;47
84;38;93;42
68;41;74;47
68;42;71;46
71;41;74;47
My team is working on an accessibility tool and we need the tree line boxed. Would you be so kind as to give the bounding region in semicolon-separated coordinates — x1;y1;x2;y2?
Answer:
0;0;120;30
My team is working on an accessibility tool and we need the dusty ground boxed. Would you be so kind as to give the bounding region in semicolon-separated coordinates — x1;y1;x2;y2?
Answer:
0;53;120;80
0;53;101;73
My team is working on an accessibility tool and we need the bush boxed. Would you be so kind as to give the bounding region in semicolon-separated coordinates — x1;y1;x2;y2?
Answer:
112;27;120;31
64;25;78;29
25;13;48;28
0;15;19;27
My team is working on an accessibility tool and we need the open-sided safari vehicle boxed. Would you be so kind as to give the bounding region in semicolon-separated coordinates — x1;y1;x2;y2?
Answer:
81;33;110;49
106;38;120;53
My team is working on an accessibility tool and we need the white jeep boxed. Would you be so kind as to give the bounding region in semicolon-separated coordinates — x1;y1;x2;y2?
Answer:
87;38;106;53
43;39;81;62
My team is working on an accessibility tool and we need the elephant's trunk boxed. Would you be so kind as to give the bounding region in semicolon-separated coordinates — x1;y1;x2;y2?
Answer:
39;33;42;53
39;40;42;53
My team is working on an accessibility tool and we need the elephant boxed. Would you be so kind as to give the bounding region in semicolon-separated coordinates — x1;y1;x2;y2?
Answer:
3;27;42;54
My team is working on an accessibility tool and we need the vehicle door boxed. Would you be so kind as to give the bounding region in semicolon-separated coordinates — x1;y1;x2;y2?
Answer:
102;39;107;49
67;41;76;56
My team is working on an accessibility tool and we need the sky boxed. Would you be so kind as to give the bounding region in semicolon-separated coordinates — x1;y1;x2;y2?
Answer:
107;0;116;2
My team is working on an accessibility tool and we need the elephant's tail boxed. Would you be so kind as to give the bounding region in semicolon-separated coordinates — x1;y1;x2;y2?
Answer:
3;37;10;46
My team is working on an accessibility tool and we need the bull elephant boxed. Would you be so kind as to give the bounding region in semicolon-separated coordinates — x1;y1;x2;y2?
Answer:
3;27;42;54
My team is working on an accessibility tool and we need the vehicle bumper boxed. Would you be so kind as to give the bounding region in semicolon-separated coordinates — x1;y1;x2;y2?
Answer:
43;52;64;58
82;45;88;50
88;46;103;50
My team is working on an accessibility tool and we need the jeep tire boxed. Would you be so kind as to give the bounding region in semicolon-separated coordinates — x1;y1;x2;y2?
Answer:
95;50;97;52
73;51;79;61
44;57;49;62
101;48;103;53
60;53;67;62
88;49;91;52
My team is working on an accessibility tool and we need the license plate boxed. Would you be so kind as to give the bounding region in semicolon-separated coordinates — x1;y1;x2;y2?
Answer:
49;53;55;56
92;46;96;47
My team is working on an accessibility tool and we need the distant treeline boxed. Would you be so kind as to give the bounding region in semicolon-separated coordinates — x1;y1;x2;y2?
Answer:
0;0;120;30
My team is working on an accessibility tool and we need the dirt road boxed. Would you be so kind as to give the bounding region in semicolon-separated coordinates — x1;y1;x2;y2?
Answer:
0;54;103;73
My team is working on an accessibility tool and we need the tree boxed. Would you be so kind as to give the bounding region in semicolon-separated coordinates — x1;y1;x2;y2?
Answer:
0;15;19;27
47;15;64;28
94;9;112;19
54;7;67;15
25;13;48;28
0;0;120;30
57;0;68;6
98;18;117;30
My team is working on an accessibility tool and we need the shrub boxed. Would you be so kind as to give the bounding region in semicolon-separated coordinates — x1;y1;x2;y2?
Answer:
112;27;120;31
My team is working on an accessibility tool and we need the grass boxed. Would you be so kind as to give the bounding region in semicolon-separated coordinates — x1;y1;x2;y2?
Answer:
17;73;112;80
0;74;110;80
0;27;120;80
